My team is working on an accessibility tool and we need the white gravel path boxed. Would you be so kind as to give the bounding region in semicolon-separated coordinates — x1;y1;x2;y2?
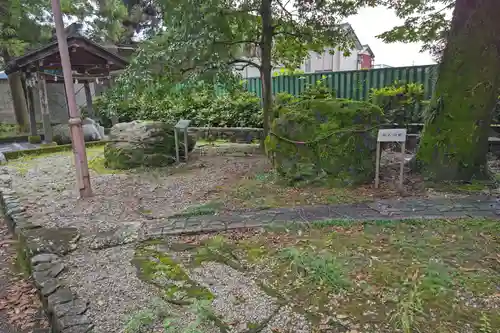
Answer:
5;152;268;236
4;151;274;332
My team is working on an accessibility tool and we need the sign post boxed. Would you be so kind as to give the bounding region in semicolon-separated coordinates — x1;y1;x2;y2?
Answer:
375;128;407;189
174;119;191;163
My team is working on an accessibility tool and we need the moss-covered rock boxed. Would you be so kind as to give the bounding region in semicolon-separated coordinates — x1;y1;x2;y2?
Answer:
104;121;196;169
265;99;383;185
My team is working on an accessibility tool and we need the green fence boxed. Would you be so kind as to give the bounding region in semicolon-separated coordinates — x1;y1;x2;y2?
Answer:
243;64;438;101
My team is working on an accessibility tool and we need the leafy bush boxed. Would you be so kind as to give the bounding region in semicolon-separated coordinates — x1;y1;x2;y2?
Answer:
94;77;262;128
266;97;383;186
370;81;427;127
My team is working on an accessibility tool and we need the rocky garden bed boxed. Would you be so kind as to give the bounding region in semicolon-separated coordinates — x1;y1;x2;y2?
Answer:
1;139;500;333
126;218;500;333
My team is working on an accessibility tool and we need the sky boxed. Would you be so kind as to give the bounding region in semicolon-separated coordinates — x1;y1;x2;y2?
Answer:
347;6;436;67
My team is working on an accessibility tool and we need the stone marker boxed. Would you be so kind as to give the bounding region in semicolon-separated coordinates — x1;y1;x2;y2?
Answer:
375;128;407;189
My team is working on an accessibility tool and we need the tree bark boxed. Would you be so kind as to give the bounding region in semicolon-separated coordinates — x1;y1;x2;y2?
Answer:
416;0;500;181
259;0;273;137
2;50;30;131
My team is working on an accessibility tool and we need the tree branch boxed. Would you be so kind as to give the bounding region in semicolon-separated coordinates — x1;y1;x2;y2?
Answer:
275;0;294;20
214;40;261;46
227;58;261;70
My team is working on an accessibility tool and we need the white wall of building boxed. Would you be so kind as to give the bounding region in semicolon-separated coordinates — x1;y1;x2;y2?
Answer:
236;46;362;78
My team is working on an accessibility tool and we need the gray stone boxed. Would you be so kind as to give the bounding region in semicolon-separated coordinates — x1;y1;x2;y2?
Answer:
48;288;75;311
41;279;60;296
33;329;51;333
0;173;12;186
0;152;6;164
48;262;66;278
34;262;55;272
53;299;89;318
58;315;92;329
32;253;60;266
6;206;25;216
0;187;15;195
32;270;52;289
104;120;196;169
89;222;142;250
23;227;80;255
53;121;103;145
61;324;94;333
34;260;65;277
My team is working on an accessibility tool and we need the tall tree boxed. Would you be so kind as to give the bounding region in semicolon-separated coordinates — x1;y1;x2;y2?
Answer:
380;0;500;181
120;0;372;135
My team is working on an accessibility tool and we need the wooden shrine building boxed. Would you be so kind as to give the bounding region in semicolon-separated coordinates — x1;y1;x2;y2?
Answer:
4;34;129;142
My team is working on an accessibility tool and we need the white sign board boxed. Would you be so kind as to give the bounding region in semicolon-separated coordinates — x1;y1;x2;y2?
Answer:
377;128;407;142
375;128;407;190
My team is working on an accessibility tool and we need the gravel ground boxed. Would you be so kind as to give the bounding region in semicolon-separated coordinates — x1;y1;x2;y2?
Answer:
189;262;280;332
5;153;268;236
4;152;271;333
60;245;157;333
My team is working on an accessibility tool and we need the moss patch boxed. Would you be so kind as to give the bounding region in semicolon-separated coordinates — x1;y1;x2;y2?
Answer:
132;245;214;304
164;218;500;332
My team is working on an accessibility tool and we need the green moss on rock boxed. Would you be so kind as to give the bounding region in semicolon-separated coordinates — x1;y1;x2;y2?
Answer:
266;99;383;185
104;121;196;170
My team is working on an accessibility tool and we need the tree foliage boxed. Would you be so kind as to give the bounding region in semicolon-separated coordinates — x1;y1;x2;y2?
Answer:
377;0;454;60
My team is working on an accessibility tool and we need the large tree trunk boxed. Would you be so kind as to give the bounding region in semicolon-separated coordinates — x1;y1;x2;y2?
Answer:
260;0;273;137
416;0;500;181
2;50;30;131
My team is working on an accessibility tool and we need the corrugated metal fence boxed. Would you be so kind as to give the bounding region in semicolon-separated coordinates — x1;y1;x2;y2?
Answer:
243;64;438;101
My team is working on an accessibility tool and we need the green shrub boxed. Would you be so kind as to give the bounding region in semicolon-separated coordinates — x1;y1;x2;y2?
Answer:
370;81;427;127
266;98;383;185
94;80;262;128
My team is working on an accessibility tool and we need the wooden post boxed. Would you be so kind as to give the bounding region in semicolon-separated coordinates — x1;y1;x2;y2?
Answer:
24;74;38;136
174;128;180;163
374;142;381;188
83;81;94;119
51;0;92;197
37;73;52;143
399;142;406;189
183;128;189;162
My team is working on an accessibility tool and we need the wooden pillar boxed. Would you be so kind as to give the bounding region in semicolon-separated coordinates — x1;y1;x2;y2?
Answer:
23;72;38;136
83;81;94;119
26;85;38;136
37;73;52;143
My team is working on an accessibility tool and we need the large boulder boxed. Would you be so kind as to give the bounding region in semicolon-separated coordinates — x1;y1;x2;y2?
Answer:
104;121;196;170
52;118;104;145
265;99;383;185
